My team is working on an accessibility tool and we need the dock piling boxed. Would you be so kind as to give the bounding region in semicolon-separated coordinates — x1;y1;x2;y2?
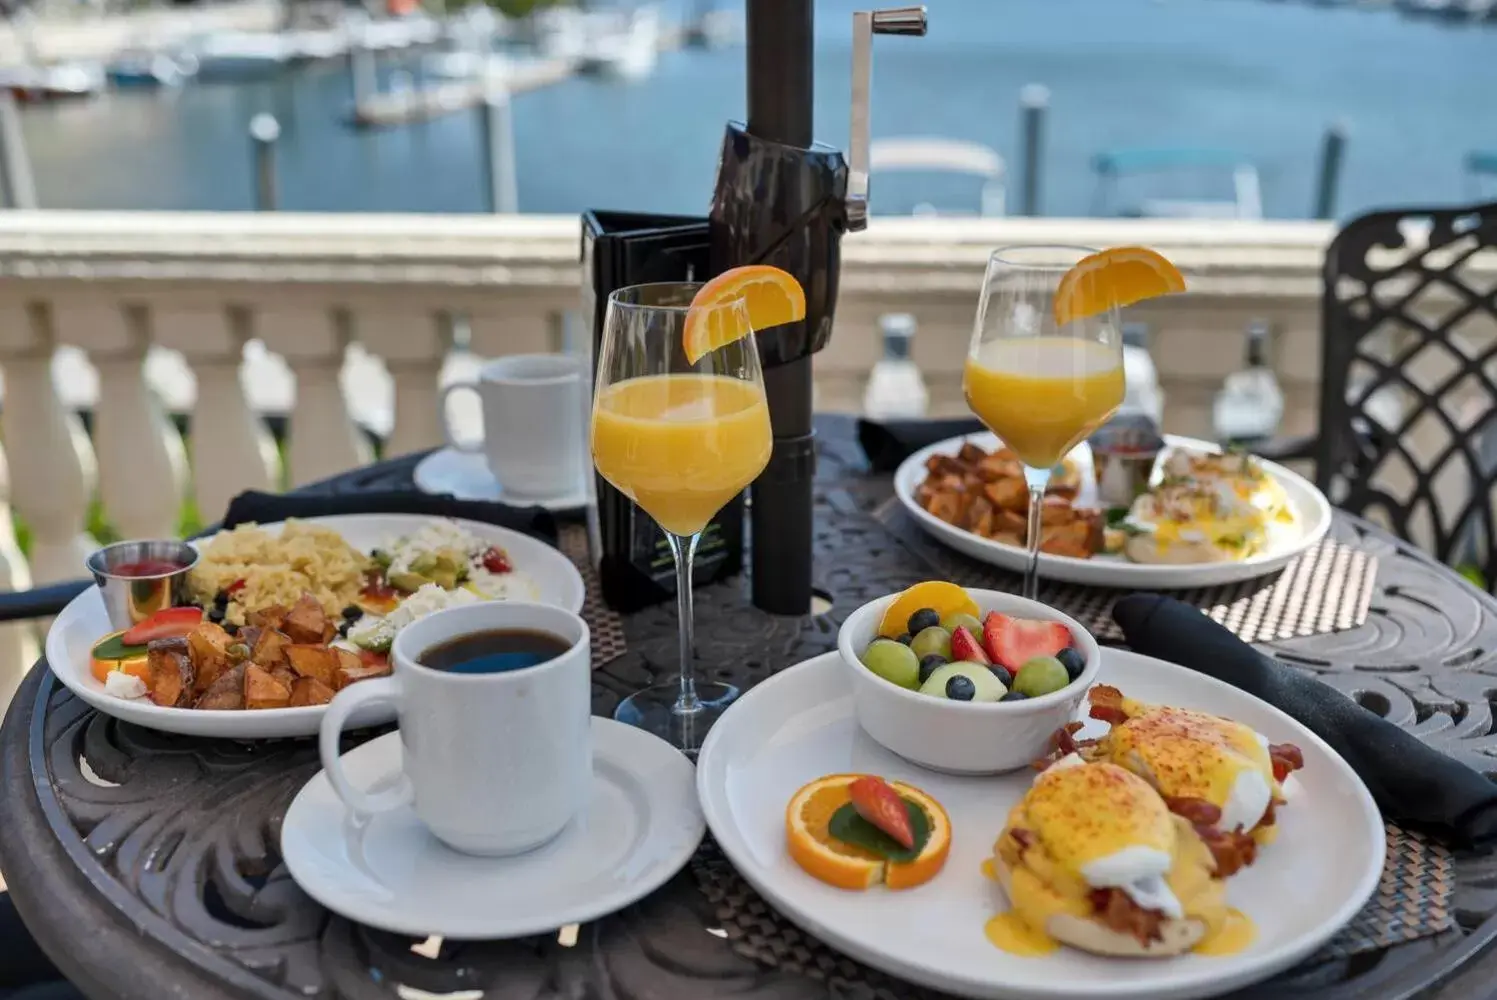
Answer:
477;85;518;214
250;113;281;211
0;91;37;210
1313;120;1349;220
1018;84;1049;217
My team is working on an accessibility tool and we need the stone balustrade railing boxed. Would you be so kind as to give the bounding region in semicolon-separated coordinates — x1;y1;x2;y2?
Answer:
0;210;1378;706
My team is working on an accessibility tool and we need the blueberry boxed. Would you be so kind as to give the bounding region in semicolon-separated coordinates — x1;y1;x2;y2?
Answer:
896;632;913;646
907;608;941;635
206;606;225;624
1056;646;1087;681
342;605;363;621
918;654;947;684
945;675;976;701
1002;690;1030;702
213;591;230;610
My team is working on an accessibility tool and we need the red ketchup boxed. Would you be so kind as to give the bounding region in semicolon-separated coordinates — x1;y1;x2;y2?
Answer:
109;559;188;578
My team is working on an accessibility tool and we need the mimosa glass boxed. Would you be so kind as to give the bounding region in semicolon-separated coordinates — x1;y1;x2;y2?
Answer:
591;282;772;753
965;246;1125;600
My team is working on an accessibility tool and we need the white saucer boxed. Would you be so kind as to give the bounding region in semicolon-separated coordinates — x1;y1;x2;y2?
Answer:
281;717;704;939
414;447;591;512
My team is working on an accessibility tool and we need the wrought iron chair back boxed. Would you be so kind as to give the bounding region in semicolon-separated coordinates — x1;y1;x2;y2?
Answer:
1317;200;1497;585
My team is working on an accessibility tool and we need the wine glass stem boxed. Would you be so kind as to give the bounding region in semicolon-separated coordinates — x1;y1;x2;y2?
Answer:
1022;465;1052;602
665;531;702;716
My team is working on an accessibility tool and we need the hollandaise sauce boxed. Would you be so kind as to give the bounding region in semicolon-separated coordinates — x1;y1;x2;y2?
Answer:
984;912;1058;957
1193;908;1256;957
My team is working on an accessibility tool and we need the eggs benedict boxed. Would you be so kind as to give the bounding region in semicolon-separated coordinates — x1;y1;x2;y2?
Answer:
1120;480;1270;565
1160;448;1294;524
991;758;1230;957
1061;686;1304;874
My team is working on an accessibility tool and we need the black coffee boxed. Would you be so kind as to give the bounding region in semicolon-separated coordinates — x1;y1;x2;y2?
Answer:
419;629;571;675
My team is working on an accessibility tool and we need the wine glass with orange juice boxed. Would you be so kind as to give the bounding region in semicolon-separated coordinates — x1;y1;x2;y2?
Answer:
591;269;804;752
964;246;1185;600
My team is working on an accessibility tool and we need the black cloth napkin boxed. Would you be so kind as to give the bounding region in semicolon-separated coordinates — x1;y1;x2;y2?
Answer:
1114;593;1497;849
856;416;985;473
219;490;559;547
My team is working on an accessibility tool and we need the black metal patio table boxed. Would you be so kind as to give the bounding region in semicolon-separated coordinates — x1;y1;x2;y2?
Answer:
3;413;1497;1000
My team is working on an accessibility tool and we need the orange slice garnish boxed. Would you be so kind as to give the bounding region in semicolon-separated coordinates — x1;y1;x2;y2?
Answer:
1051;246;1187;327
681;265;807;364
785;774;952;891
877;581;980;639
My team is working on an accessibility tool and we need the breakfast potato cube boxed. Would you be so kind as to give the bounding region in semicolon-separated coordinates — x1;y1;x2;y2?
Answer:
194;664;246;711
282;593;328;644
288;676;336;707
244;664;292;710
270;665;298;692
146;638;195;708
246;605;289;630
250;628;290;669
335;649;392;689
284;644;340;687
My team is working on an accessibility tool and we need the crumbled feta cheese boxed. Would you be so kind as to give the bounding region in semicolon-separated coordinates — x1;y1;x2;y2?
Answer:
349;583;484;652
384;521;483;577
104;671;148;700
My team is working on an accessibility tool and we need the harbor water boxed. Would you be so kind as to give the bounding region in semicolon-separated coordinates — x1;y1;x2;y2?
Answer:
12;0;1497;219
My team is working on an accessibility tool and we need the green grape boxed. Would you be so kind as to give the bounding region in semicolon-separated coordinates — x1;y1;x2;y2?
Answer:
908;626;953;662
860;639;920;689
1013;656;1071;697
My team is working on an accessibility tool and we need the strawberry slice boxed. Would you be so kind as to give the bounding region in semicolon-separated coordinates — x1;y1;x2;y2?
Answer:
950;625;989;665
848;775;914;849
983;612;1072;675
121;606;203;646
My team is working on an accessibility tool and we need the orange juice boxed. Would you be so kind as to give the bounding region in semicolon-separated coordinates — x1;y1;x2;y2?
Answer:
591;374;771;536
963;337;1124;469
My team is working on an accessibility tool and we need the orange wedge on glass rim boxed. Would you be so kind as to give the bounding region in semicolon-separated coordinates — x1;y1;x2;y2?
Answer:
785;774;951;891
681;265;807;364
1051;246;1187;327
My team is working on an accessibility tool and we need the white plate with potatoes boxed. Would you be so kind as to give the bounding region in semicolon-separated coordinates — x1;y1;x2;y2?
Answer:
894;432;1332;589
45;514;585;739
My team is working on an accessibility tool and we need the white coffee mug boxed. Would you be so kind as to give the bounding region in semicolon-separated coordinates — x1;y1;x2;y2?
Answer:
318;602;593;857
441;354;586;498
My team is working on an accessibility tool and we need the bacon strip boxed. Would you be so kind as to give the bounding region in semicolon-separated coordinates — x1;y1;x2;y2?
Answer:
1087;684;1130;726
1088;888;1166;944
1161;796;1257;876
1268;742;1304;782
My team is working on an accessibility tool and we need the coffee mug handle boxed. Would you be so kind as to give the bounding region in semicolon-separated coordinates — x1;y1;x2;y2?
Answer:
439;382;484;454
319;677;412;817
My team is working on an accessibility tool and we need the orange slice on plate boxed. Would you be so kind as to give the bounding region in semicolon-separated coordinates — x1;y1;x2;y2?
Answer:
785;774;951;891
682;265;807;364
877;581;980;639
1051;246;1186;327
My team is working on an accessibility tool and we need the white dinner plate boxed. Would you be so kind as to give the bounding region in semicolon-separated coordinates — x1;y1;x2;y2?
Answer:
894;432;1333;589
282;718;704;939
414;447;592;512
696;650;1382;1000
46;514;587;739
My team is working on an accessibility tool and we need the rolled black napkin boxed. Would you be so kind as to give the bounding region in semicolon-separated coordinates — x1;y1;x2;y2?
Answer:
1114;593;1497;848
219;490;559;547
856;416;985;473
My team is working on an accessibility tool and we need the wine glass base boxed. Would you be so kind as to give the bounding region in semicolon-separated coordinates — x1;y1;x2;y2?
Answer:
613;681;740;758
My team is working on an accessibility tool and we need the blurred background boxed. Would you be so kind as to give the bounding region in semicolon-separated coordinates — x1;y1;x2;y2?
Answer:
2;0;1493;218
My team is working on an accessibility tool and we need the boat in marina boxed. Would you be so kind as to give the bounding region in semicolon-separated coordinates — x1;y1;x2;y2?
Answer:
1091;146;1264;219
189;32;293;82
107;50;199;88
0;61;106;101
868;136;1008;216
576;5;662;80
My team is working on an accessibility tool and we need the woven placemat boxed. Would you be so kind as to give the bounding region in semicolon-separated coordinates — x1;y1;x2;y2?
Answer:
875;501;1378;644
690;822;1455;993
558;524;626;667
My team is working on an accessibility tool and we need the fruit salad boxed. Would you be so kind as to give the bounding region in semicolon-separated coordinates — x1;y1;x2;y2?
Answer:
858;582;1087;702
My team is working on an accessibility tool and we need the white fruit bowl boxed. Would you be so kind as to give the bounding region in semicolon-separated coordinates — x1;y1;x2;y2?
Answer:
836;589;1101;775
